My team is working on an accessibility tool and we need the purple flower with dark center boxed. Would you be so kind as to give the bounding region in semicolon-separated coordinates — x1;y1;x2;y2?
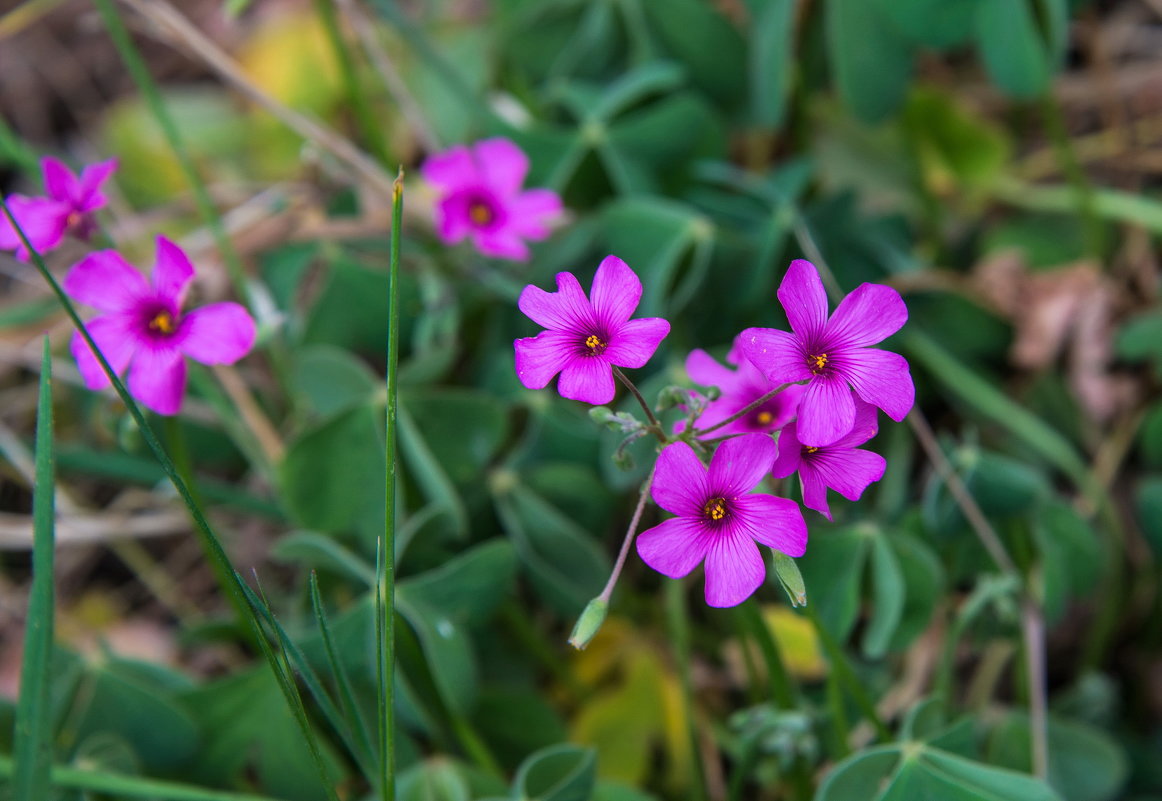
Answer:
64;236;256;416
636;434;808;608
0;157;117;261
771;399;886;520
740;259;914;447
683;337;807;437
422;137;562;261
514;255;670;405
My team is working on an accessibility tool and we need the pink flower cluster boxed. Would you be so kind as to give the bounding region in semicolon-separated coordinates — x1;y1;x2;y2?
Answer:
3;157;256;416
513;256;913;607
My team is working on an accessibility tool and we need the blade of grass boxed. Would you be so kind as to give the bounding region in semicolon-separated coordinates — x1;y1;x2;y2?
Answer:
311;573;377;768
665;580;708;801
314;0;388;163
11;339;56;801
378;169;404;801
0;753;286;801
91;0;249;304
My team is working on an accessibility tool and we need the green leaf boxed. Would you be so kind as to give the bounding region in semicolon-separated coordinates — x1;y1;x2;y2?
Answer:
513;744;597;801
1134;475;1162;557
1115;311;1162;363
400;389;510;488
748;0;796;126
772;551;807;607
279;404;386;535
1137;404;1162;469
395;594;478;715
987;714;1128;801
397;401;469;539
863;534;905;659
815;745;903;801
887;533;945;651
472;688;569;773
797;527;869;641
398;759;472;801
303;253;390;354
293;345;380;418
398;539;517;625
640;0;746;110
976;0;1051;99
271;531;377;587
826;0;914;123
1032;500;1102;622
875;0;977;49
12;341;54;801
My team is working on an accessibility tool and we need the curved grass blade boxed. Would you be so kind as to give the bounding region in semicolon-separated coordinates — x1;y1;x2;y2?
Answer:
11;339;56;801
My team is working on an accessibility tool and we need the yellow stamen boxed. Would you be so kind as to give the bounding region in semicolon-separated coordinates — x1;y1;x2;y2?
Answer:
66;211;82;229
149;311;176;335
804;446;819;454
584;334;607;354
810;353;828;373
705;497;727;521
469;202;493;226
756;411;773;426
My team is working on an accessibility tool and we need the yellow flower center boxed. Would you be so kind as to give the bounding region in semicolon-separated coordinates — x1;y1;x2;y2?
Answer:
704;497;727;521
149;310;176;335
809;353;828;374
804;446;819;454
469;201;493;226
756;410;773;426
584;334;607;355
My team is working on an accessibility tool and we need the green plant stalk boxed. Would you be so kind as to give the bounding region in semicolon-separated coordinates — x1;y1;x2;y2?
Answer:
665;580;708;801
824;669;851;760
378;169;404;801
805;604;892;743
313;0;388;164
0;115;39;172
12;340;55;801
1040;92;1103;258
0;753;284;801
92;0;249;305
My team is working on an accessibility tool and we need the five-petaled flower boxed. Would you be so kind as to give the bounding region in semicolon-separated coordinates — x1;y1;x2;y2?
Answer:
422;137;562;262
64;236;257;416
0;157;117;261
684;337;806;438
740;259;914;447
514;255;670;405
771;399;886;520
636;434;807;608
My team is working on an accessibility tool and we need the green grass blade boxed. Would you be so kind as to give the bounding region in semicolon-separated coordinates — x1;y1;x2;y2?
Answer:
12;339;56;801
313;0;387;163
378;169;404;801
310;573;377;769
0;753;285;801
91;0;249;304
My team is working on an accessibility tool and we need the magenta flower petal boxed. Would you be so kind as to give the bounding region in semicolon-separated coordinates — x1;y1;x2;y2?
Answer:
825;282;907;348
707;434;776;497
152;237;196;302
476;138;530;196
739;327;813;384
589;255;642;329
732;495;808;556
650;441;709;517
831;400;880;448
807;449;886;503
70;318;137;389
421;145;476;189
771;427;802;479
703;533;765;608
686;348;738;388
63;251;149;313
636;517;713;579
0;196;70;260
801;470;832;519
177;302;256;364
518;272;590;331
42;158;79;204
76;159;118;211
475;230;530;261
508;189;563;239
777;259;830;340
797;376;856;447
842;348;914;422
557;356;616;405
513;331;574;389
601;318;670;368
129;348;187;415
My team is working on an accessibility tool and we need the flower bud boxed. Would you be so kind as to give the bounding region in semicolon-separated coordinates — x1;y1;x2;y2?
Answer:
568;598;608;649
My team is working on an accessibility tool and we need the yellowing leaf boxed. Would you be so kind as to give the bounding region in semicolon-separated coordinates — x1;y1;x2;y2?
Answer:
238;11;341;113
763;605;827;681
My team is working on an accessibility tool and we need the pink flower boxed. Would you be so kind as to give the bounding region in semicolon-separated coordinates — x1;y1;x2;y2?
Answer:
684;337;806;437
771;400;886;520
739;259;914;447
422;137;562;261
636;434;807;608
64;236;256;416
514;255;670;405
0;157;117;260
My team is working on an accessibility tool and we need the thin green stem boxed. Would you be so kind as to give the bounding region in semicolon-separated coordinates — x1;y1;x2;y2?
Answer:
824;668;851;759
597;461;657;604
691;383;794;438
313;0;387;163
92;0;249;304
378;169;404;801
805;604;892;743
612;366;665;441
665;580;708;801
